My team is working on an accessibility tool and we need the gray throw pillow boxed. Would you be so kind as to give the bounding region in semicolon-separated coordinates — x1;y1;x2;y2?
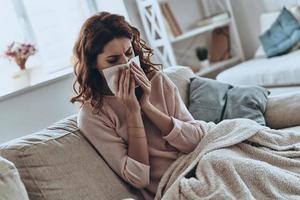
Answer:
188;76;270;126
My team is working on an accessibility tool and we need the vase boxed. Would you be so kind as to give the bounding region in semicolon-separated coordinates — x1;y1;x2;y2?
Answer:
11;68;30;90
199;59;210;70
15;58;27;70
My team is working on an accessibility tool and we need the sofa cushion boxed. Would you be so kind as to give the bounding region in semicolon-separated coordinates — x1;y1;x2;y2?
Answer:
163;65;195;107
188;77;231;123
259;7;300;58
188;76;269;126
0;156;29;200
0;115;143;200
216;50;300;87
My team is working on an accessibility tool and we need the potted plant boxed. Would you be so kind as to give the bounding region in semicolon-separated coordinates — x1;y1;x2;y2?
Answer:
3;42;37;88
195;47;209;70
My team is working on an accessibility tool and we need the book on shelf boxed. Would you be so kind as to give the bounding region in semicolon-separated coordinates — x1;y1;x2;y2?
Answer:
160;2;182;37
189;12;230;30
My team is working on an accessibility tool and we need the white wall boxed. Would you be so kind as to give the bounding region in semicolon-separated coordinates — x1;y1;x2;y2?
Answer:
263;0;299;12
230;0;265;59
0;75;79;143
96;0;130;21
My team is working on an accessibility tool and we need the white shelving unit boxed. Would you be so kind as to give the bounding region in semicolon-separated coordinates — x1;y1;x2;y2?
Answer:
136;0;245;77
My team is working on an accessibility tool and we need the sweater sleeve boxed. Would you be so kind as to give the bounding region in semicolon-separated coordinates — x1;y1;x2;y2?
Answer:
77;106;150;189
161;73;204;153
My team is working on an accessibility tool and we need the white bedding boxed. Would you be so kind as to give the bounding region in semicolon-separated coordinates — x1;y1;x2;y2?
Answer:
216;50;300;87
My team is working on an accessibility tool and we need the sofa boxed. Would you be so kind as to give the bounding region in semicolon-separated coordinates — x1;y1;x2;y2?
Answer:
1;66;300;200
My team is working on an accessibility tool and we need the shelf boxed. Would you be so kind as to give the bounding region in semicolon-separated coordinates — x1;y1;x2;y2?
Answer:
170;18;231;43
196;56;240;76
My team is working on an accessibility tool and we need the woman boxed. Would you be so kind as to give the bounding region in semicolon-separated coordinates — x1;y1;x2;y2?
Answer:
71;12;203;199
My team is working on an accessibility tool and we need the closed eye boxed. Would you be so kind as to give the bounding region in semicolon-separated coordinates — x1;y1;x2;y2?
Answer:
107;48;133;64
107;58;118;64
126;50;133;56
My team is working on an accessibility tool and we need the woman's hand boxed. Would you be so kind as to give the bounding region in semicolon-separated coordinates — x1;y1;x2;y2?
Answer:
115;68;140;114
130;61;152;110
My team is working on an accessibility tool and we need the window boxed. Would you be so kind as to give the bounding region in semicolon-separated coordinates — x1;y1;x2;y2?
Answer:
0;0;98;94
22;0;96;73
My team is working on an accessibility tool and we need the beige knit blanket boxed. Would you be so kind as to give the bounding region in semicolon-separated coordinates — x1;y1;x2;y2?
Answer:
155;118;300;199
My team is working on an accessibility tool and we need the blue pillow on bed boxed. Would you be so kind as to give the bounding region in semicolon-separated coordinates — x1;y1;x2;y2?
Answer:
259;7;300;58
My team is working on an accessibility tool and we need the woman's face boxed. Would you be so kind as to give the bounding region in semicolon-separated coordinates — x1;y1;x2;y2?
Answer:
96;37;134;70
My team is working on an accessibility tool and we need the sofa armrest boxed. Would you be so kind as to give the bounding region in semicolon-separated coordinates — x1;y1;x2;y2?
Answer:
265;92;300;129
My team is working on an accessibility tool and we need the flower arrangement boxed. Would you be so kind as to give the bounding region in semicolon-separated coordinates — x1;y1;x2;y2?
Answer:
3;42;37;70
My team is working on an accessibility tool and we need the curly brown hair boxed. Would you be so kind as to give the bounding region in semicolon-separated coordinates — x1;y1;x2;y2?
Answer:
70;11;161;114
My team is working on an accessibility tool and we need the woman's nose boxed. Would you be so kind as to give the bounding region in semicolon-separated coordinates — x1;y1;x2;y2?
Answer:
120;54;129;64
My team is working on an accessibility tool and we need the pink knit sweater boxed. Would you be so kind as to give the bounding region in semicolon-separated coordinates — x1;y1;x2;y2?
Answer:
77;70;204;199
